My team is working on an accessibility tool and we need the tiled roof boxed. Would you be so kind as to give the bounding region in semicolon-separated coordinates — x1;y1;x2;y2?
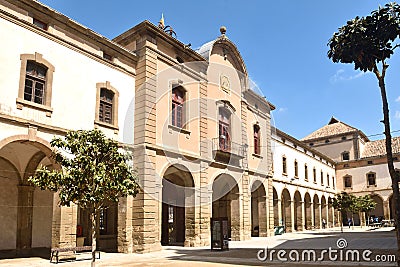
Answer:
361;136;400;158
302;118;359;141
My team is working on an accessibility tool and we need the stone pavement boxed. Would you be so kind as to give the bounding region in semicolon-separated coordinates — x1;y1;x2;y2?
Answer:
0;227;397;267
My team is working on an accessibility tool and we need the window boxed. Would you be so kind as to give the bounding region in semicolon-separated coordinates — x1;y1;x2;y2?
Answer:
327;174;330;187
332;176;335;189
172;87;185;128
341;136;347;140
218;108;231;151
294;160;298;177
304;164;308;181
344;176;352;188
103;52;113;61
309;143;314;146
24;61;47;105
95;82;119;129
253;124;261;155
282;156;287;175
342;151;350;161
325;139;330;143
321;171;324;185
33;18;47;30
367;172;376;187
17;53;55;115
313;167;316;183
99;88;114;124
367;160;373;165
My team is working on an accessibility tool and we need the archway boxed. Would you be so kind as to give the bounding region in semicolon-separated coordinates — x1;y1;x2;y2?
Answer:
0;139;56;255
293;191;302;231
212;174;240;240
273;187;279;226
161;165;195;246
321;196;327;229
370;194;384;221
281;189;292;232
313;195;320;229
304;193;312;230
251;181;266;237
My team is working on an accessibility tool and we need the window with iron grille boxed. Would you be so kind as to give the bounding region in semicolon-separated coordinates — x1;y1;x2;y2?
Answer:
313;167;316;183
172;87;184;128
321;171;324;185
327;174;330;187
253;125;260;155
24;61;47;105
99;88;114;124
294;160;298;177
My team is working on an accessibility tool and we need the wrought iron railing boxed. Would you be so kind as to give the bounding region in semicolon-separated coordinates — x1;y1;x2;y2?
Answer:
212;137;246;158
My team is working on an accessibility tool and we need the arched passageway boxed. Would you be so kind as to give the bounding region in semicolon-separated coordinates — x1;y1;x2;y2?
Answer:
281;189;292;232
304;193;312;230
313;195;320;229
161;165;195;246
273;187;279;226
212;174;240;240
293;191;302;231
251;181;266;237
0;140;56;254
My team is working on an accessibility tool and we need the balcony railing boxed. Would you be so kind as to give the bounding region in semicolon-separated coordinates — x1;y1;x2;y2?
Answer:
212;137;246;159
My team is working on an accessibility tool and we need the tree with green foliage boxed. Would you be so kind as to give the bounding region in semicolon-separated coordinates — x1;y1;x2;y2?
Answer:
332;192;353;233
29;129;139;267
328;3;400;264
357;195;377;227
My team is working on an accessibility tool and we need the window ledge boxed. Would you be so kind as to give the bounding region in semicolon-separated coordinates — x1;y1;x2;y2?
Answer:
168;124;191;135
94;120;119;131
16;98;53;117
252;153;263;159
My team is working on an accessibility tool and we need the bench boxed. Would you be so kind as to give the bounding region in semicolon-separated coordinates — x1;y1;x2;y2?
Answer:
50;246;100;264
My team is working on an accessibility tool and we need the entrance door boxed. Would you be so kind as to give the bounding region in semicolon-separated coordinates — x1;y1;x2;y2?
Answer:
161;203;185;245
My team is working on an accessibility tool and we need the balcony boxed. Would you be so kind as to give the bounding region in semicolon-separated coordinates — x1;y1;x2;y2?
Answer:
212;137;246;165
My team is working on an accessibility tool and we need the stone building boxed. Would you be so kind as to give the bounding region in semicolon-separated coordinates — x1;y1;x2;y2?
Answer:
1;0;398;260
302;117;400;225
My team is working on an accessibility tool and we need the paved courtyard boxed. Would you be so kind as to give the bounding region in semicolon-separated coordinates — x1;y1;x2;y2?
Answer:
0;227;397;267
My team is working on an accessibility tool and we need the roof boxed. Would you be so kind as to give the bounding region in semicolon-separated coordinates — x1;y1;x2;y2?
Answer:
361;136;400;158
196;40;215;60
302;117;369;142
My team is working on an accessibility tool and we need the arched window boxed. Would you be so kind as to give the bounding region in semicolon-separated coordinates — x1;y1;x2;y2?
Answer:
172;86;185;128
253;124;260;155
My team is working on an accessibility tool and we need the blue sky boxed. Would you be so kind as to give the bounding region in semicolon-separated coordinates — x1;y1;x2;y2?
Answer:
39;0;400;141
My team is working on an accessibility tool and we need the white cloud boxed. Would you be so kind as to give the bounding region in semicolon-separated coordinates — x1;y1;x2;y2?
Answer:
396;96;400;103
330;69;367;83
278;107;287;113
395;110;400;120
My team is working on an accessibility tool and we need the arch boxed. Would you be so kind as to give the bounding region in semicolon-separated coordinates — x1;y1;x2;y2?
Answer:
251;181;266;237
0;138;56;251
328;196;334;227
370;194;384;220
281;188;292;232
293;191;302;231
273;187;279;226
212;173;240;240
161;164;195;246
321;196;327;229
313;194;320;229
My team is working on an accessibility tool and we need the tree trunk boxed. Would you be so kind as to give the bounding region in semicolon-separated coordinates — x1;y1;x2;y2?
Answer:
339;210;343;233
91;210;97;267
376;73;400;267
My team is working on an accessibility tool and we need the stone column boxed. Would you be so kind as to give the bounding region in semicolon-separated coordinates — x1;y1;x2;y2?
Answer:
241;173;251;240
318;202;322;229
231;193;241;241
290;199;295;232
383;200;390;220
301;201;306;231
117;195;133;253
